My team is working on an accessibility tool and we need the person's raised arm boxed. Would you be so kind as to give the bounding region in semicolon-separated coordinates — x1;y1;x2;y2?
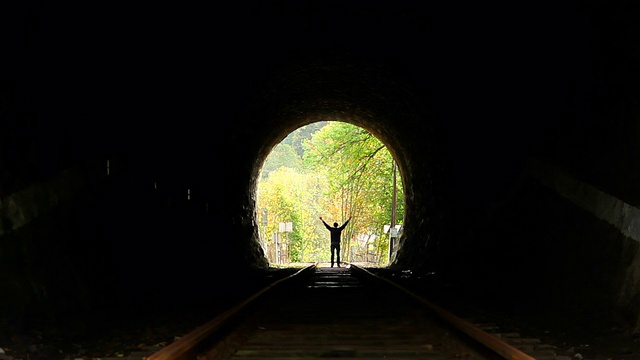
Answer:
340;216;351;230
319;216;331;229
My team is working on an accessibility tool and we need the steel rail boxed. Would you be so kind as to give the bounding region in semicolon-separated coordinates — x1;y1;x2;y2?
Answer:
145;263;317;360
349;264;537;360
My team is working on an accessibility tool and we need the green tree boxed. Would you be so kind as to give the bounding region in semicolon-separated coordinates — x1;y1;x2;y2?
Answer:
260;143;302;180
258;167;329;263
303;122;404;265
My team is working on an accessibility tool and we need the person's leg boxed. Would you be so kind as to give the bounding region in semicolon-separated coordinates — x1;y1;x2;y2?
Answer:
330;244;335;267
336;244;341;267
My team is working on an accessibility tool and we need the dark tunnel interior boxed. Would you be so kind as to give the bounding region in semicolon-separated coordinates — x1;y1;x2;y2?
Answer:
2;0;640;356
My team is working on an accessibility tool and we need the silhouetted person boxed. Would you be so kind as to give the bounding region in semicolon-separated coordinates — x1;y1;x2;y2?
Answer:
320;216;351;267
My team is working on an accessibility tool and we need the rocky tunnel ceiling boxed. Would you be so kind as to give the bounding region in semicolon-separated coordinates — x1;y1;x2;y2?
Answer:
3;0;640;335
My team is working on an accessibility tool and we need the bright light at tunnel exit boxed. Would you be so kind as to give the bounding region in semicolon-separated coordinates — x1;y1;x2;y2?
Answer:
256;121;404;269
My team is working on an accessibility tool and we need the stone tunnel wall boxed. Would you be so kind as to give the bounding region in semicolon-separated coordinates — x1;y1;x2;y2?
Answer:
0;162;106;330
530;159;640;323
453;158;640;326
0;154;267;330
444;3;640;328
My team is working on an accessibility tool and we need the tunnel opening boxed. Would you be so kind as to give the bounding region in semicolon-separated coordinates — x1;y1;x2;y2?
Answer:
234;54;444;278
238;53;446;278
256;121;406;268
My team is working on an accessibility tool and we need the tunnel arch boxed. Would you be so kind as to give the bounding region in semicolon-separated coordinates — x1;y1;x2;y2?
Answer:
235;54;448;272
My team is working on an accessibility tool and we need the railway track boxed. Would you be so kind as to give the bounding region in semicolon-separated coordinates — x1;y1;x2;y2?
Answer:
144;263;548;360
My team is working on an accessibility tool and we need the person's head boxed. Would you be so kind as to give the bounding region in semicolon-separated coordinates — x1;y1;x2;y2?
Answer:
333;222;339;227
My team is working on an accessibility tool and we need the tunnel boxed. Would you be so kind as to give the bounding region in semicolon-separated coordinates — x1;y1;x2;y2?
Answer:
2;0;640;351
